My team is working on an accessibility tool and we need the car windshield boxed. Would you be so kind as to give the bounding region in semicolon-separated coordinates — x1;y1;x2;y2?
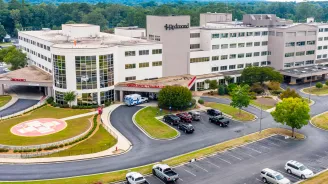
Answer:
135;177;144;181
299;165;307;171
275;174;284;180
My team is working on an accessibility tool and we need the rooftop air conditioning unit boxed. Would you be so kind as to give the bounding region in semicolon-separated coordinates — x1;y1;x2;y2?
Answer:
301;71;306;73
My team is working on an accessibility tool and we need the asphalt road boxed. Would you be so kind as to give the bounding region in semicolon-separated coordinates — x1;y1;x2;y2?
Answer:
0;99;39;117
0;83;328;183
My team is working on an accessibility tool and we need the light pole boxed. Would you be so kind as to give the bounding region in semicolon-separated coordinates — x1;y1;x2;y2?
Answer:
259;104;263;133
308;65;318;103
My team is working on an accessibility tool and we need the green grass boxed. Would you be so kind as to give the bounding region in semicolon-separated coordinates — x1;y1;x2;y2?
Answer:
301;170;328;184
250;100;275;110
0;105;92;146
43;124;117;157
0;42;13;47
303;85;328;95
204;102;256;121
135;107;178;139
312;112;328;130
0;95;12;107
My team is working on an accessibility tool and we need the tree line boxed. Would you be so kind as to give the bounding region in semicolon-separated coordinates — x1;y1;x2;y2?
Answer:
2;0;328;40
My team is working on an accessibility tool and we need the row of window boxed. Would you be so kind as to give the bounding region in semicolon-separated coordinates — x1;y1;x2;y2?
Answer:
212;41;268;50
317;54;328;59
32;60;52;73
125;76;136;81
285;41;315;47
284;50;315;57
125;61;162;69
211;61;271;72
284;60;315;68
319;28;328;32
125;49;162;57
318;37;328;41
318;45;328;50
19;36;51;51
22;46;51;63
190;33;200;38
190;51;271;63
55;90;114;105
279;31;316;37
149;34;161;41
211;31;268;39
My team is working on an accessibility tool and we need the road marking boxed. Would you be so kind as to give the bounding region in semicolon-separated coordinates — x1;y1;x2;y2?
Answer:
183;168;196;176
313;154;326;159
243;146;262;153
204;159;221;168
270;136;288;143
225;153;242;160
234;149;255;158
179;178;184;181
153;176;166;184
277;170;300;180
214;155;232;164
306;165;321;172
264;139;281;147
192;163;208;172
254;142;271;149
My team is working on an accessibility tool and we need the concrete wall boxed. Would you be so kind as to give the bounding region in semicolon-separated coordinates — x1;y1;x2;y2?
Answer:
114;27;146;38
200;13;232;26
62;24;100;38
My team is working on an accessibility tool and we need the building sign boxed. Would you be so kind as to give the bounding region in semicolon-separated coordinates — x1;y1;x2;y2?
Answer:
164;23;190;30
11;78;26;82
126;83;165;89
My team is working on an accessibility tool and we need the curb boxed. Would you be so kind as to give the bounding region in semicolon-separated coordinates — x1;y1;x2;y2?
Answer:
300;87;328;96
132;107;180;141
309;111;328;132
0;94;18;112
294;168;328;184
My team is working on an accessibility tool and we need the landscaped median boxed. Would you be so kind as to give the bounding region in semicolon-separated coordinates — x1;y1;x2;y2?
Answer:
204;102;256;121
134;106;179;140
0;128;304;184
0;95;12;107
300;169;328;184
302;85;328;96
311;111;328;130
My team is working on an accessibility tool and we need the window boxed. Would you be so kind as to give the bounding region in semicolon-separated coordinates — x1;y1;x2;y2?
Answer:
152;61;162;66
149;34;154;40
221;33;228;38
229;54;236;59
296;41;305;46
99;54;114;88
261;51;267;56
284;62;294;68
246;63;252;67
190;57;210;63
230;43;237;48
212;34;220;38
268;51;271;56
295;61;304;66
324;54;327;58
324;46;328;49
220;66;227;71
262;31;268;36
306;60;314;65
230;33;237;37
276;32;283;36
267;61;271;65
238;53;244;58
253;62;259;66
139;62;149;68
100;90;114;104
190;33;200;38
247;32;253;36
229;65;236;70
285;52;294;57
285;42;295;47
325;37;328;41
238;32;245;37
238;43;245;48
325;28;328;32
212;56;220;61
212;45;220;50
75;56;97;90
254;52;260;56
254;42;260;46
262;41;268;46
125;76;136;81
221;55;228;60
296;51;305;56
139;50;149;55
307;40;315;45
317;55;322;59
155;36;160;41
246;53;252;57
77;93;98;106
254;32;261;36
125;51;136;57
318;46;323;50
125;64;136;69
319;37;323;41
237;64;244;69
246;42;253;47
269;31;275;36
55;91;67;105
152;49;162;54
261;61;267;66
53;55;67;89
221;44;228;49
190;44;200;49
212;67;219;72
319;28;324;32
306;50;315;55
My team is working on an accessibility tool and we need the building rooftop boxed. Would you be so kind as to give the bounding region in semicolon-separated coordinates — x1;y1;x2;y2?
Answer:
115;26;145;30
0;66;52;83
280;65;328;78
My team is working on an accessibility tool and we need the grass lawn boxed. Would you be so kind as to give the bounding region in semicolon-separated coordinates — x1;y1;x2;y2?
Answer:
0;95;12;107
250;99;275;110
0;42;13;47
303;85;328;95
135;107;178;139
43;124;117;157
0;128;303;184
204;102;256;121
301;170;328;184
0;105;92;146
311;112;328;130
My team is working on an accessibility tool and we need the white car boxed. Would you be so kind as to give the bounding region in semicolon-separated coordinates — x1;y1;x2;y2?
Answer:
140;97;148;103
3;68;10;72
125;172;149;184
285;160;313;179
261;168;291;184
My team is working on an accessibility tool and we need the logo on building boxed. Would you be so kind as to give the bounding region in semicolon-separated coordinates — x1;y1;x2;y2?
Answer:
164;23;190;30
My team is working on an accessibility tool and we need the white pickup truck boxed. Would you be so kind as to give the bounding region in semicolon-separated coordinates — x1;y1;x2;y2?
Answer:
126;172;149;184
152;164;179;183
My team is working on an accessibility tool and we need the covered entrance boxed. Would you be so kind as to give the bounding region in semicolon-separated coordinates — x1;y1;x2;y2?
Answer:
280;65;328;85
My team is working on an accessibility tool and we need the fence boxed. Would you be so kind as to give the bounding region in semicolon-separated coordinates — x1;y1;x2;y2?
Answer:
100;109;118;140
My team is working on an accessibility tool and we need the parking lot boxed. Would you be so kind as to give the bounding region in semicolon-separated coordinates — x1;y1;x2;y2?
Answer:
117;134;328;184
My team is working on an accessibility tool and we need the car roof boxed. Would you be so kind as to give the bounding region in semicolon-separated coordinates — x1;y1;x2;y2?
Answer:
156;164;170;170
127;172;143;178
287;160;304;167
262;168;281;176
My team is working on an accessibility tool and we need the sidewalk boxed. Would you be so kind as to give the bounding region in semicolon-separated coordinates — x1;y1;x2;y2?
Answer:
0;104;132;163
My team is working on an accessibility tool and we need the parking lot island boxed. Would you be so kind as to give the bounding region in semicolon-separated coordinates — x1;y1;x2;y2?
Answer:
302;85;328;96
311;111;328;130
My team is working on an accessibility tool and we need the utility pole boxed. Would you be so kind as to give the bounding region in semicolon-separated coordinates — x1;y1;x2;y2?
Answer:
259;104;263;133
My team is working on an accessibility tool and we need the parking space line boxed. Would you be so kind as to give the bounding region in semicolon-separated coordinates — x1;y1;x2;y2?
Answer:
270;136;289;143
225;153;242;160
204;159;221;168
254;142;271;149
306;165;322;172
313;153;326;159
264;139;281;147
214;155;232;164
234;148;255;158
277;170;300;180
179;178;184;181
243;145;262;153
152;176;166;184
183;168;197;176
192;163;209;172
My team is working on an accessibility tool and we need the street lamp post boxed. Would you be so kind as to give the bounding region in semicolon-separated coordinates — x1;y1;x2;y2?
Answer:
259;104;263;133
308;70;313;103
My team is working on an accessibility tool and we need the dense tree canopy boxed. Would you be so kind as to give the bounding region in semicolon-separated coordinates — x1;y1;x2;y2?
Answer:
241;66;283;85
0;24;6;42
0;46;27;70
230;85;250;114
158;86;192;110
2;1;328;36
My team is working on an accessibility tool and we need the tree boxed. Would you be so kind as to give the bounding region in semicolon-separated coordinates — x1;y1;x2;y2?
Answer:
230;85;250;114
218;85;225;95
316;82;323;89
82;10;108;30
241;66;283;85
271;97;310;137
158;86;192;110
326;80;328;86
0;24;6;42
279;87;301;99
64;91;76;107
0;46;27;70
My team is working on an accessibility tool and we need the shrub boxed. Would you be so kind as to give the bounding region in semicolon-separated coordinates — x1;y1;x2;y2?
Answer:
267;81;280;90
271;90;283;95
249;92;257;100
218;85;225;95
0;148;9;152
227;83;237;94
158;86;192;110
250;83;264;94
279;88;300;99
316;82;323;89
326;80;328;86
37;148;42;152
198;99;204;104
46;97;54;104
104;101;111;107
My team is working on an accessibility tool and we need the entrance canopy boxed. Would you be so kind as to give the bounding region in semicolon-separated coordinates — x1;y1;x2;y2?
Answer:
280;65;328;78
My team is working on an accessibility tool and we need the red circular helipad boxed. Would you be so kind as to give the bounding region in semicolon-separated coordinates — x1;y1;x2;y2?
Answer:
11;118;67;137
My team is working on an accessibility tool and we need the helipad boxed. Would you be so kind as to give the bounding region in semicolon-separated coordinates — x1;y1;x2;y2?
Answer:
11;118;67;137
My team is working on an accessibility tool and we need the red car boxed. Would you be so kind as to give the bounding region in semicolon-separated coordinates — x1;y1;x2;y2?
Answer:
176;113;192;123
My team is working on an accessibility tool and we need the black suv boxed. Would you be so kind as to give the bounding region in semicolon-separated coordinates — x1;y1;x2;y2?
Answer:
209;116;229;127
207;109;223;116
163;115;180;126
177;123;194;134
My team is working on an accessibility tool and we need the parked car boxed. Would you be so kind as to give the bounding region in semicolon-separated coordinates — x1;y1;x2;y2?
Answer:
140;97;149;103
176;113;192;123
163;115;180;126
3;68;10;72
209;116;229;127
188;111;201;121
126;172;149;184
177;123;194;134
152;164;179;183
207;109;222;116
285;160;313;179
260;168;291;184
